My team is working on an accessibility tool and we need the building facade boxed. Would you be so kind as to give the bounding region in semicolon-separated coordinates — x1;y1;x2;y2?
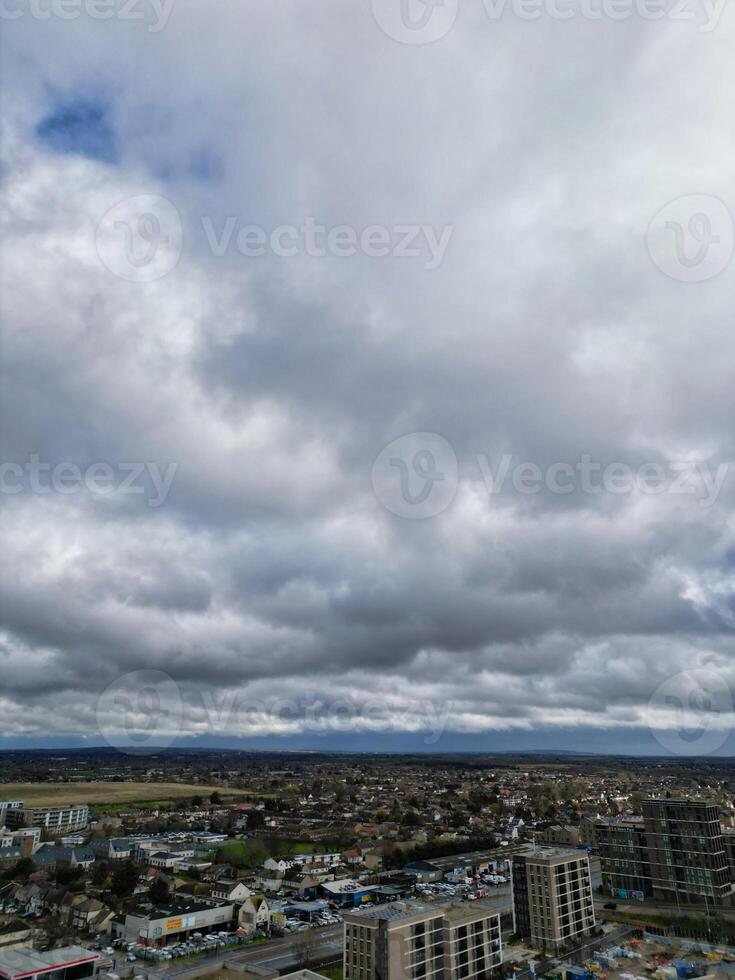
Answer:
115;901;235;945
642;799;735;907
343;900;502;980
595;817;652;900
5;805;89;836
512;848;596;953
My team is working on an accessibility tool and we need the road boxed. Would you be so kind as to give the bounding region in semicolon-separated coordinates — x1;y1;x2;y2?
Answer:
157;926;343;978
138;889;514;978
595;896;735;920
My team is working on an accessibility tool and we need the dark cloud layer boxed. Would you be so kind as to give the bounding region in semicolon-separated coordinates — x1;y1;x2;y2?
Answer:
0;0;734;751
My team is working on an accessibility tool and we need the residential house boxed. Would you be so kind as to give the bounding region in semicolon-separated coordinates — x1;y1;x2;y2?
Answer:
238;894;271;936
90;838;132;862
210;881;251;903
70;898;114;933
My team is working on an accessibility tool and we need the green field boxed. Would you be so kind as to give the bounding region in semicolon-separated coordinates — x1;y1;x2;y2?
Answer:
0;782;259;807
313;963;343;980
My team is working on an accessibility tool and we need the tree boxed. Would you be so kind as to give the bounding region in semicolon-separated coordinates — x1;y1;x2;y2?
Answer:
215;839;269;869
56;865;85;887
210;791;223;805
149;876;170;904
292;928;321;968
92;861;111;887
111;860;139;898
2;857;35;881
248;810;265;831
192;795;203;807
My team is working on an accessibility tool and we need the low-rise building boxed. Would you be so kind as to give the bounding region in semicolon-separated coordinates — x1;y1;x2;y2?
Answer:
238;894;271;936
320;878;373;907
114;900;235;945
210;880;251;902
0;828;40;856
0;946;99;980
90;838;132;861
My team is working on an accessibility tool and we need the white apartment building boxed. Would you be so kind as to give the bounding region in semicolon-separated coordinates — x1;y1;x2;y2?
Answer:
5;805;89;836
0;827;42;853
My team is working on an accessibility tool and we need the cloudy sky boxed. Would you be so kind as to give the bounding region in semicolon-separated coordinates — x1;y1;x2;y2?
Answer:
1;0;734;755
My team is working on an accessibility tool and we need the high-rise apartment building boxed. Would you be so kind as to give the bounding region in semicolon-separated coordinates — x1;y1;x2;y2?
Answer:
343;900;502;980
594;817;652;900
511;848;596;953
641;799;735;907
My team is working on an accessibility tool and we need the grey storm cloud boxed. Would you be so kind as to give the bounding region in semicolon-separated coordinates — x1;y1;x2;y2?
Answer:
0;0;734;747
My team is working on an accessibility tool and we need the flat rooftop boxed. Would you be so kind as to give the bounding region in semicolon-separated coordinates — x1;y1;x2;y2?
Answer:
514;846;589;863
347;897;509;925
444;901;503;925
127;899;228;918
0;945;98;980
347;901;438;922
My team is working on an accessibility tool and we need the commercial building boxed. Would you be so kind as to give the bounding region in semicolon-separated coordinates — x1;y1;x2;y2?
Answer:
320;879;373;907
4;805;89;836
0;946;99;980
113;900;235;945
641;799;735;907
343;900;502;980
511;848;596;953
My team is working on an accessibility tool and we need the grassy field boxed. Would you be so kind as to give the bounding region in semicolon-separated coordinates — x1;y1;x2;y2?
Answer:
313;963;343;980
0;782;259;806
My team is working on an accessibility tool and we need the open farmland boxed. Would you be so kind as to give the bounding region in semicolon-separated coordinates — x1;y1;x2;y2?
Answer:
0;782;259;806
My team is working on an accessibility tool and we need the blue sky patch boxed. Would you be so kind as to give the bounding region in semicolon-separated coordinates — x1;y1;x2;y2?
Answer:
36;98;117;163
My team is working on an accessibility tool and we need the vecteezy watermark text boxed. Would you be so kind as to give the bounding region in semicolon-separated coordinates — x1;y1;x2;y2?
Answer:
0;0;176;30
94;195;454;281
97;670;454;754
201;216;454;271
475;454;729;506
0;456;177;508
372;433;731;518
648;667;734;756
371;0;725;44
482;0;725;30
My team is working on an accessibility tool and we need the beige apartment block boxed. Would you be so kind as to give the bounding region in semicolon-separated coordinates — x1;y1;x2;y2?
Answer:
343;900;502;980
512;848;596;953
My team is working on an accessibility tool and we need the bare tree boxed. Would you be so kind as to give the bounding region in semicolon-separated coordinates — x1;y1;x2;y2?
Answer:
292;928;321;969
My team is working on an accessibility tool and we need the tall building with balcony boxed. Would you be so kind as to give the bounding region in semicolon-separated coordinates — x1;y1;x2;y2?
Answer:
595;817;652;900
5;804;89;837
442;903;503;979
343;900;502;980
642;799;735;907
512;848;596;953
